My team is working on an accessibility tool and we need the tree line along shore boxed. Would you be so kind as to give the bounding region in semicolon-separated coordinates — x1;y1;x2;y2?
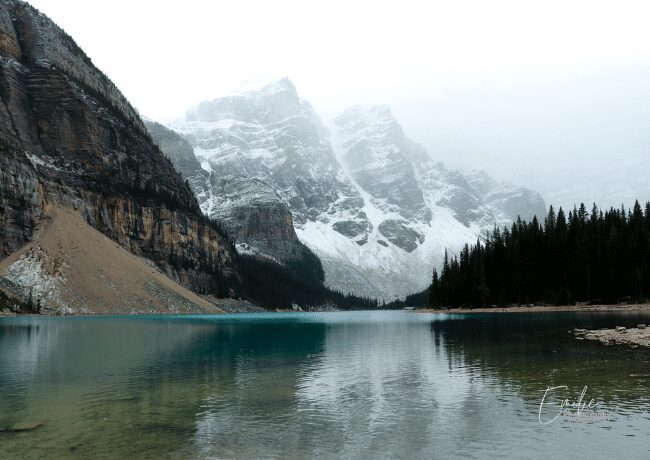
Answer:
397;200;650;310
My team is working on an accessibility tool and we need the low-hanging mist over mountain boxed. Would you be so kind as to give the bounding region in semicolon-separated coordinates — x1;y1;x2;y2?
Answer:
529;151;650;212
150;78;545;300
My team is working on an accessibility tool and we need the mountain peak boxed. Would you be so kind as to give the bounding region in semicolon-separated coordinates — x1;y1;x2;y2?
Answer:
371;104;393;117
186;76;302;123
232;76;296;97
335;104;395;129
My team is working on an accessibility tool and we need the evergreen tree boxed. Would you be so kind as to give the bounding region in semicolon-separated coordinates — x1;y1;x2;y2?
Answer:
420;200;650;309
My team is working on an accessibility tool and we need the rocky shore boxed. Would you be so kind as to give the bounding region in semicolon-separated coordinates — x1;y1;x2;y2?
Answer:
573;324;650;348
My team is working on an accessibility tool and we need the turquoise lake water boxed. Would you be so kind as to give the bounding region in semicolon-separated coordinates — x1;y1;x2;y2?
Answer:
1;310;650;459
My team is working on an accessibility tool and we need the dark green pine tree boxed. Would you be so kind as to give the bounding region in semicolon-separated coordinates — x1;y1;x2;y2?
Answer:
429;269;439;306
420;200;650;309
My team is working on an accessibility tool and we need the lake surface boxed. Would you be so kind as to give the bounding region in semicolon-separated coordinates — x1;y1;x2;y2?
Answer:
1;311;650;459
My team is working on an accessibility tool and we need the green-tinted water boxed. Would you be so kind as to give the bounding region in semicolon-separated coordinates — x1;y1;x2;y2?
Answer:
1;311;649;459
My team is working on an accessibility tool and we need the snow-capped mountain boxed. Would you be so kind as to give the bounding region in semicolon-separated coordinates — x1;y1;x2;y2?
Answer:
144;119;317;267
180;78;363;222
160;78;545;300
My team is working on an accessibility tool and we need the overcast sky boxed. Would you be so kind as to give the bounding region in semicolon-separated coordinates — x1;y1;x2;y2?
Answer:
26;0;650;205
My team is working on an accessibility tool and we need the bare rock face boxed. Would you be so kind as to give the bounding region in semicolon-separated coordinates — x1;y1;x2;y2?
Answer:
173;78;366;227
146;120;319;267
334;105;546;231
0;145;43;257
377;220;424;253
202;176;305;261
0;0;236;296
334;105;430;223
144;120;203;178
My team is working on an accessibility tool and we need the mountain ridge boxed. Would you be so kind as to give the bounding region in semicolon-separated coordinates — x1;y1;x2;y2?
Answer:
155;78;546;300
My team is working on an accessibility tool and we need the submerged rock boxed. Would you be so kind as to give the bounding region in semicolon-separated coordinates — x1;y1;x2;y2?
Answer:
1;422;43;432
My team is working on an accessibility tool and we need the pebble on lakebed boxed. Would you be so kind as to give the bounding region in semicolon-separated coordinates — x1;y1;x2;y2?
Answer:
572;325;650;348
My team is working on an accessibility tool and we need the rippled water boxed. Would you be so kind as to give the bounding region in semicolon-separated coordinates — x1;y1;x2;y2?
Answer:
1;311;650;459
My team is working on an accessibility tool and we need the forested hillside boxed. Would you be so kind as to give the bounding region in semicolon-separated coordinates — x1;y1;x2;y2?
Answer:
415;201;650;308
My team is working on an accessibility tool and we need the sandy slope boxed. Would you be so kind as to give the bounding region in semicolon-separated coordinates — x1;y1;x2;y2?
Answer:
0;208;222;314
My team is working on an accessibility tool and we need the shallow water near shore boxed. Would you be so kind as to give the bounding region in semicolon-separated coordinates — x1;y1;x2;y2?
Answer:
1;310;650;459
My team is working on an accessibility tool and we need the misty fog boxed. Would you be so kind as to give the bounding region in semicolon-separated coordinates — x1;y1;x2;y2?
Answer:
27;0;650;211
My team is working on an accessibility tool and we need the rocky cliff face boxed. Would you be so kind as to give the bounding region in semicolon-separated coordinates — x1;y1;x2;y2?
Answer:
0;0;235;297
334;105;431;224
178;78;364;226
144;120;203;178
168;79;370;265
166;78;546;300
146;119;319;267
333;105;546;232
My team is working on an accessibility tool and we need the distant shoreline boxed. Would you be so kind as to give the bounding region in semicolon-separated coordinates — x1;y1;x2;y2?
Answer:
0;306;335;317
416;304;650;314
4;304;650;318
